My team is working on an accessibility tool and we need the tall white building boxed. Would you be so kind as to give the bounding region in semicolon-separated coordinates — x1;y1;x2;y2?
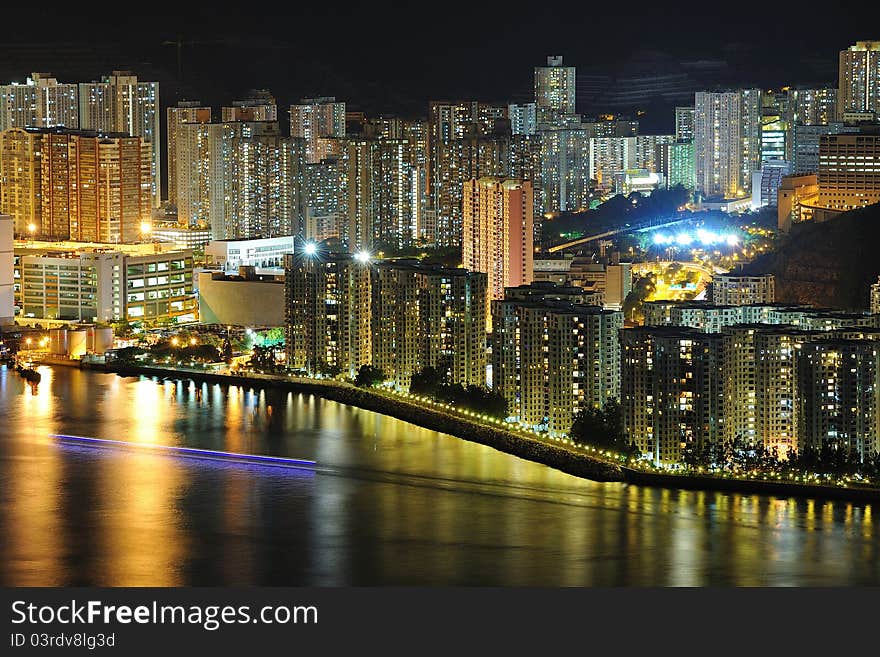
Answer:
694;89;762;198
0;73;79;131
508;103;537;135
78;71;160;207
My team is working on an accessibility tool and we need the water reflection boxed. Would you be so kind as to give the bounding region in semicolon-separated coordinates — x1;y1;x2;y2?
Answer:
0;365;878;586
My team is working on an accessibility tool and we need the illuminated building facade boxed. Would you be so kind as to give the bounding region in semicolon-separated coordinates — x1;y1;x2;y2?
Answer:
18;247;194;324
176;121;304;240
78;71;160;207
797;339;880;461
290;97;346;164
674;106;695;142
786;88;838;127
837;41;880;118
656;140;695;190
491;286;621;433
221;90;277;122
372;261;487;389
508;103;537;135
0;214;13;324
283;251;372;378
462;177;534;306
817;132;880;211
0;73;78;131
535;56;576;124
694;89;762;198
166;101;212;207
621;326;724;465
751;159;793;208
872;277;880;315
0;127;152;243
712;274;775;306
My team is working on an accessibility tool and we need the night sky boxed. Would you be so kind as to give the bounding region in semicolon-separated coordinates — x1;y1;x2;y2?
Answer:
0;2;873;123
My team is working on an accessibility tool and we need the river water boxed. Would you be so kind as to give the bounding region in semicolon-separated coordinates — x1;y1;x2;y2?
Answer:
1;365;878;586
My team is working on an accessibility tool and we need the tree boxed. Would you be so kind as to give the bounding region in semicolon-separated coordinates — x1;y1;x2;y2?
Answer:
354;365;386;388
250;344;278;372
410;366;446;397
570;400;629;453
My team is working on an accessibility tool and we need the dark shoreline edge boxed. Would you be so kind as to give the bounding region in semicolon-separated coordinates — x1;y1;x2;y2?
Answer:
78;361;880;504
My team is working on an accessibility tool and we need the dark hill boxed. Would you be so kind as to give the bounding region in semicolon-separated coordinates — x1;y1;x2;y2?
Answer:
743;203;880;311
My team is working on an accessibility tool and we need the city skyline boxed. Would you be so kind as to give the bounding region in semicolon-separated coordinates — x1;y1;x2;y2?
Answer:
0;4;871;124
3;3;880;596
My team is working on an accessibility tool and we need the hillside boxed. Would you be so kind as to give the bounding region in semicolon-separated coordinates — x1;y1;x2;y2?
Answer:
743;203;880;311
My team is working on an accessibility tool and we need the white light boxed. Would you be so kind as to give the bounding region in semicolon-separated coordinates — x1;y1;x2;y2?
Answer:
675;233;693;246
725;234;739;246
354;250;371;263
653;234;668;245
303;242;317;256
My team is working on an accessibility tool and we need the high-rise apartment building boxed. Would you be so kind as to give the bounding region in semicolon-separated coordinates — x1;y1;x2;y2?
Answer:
221;90;277;122
674;106;695;142
817;132;880;211
797;339;880;461
656;140;695;190
372;261;487;389
535;56;576;124
872;276;880;314
492;285;621;434
176;121;304;239
0;73;78;131
786;88;838;127
508;103;537;135
290;97;346;164
78;71;160;207
621;326;724;465
539;124;591;212
694;89;762;198
166;101;212;208
283;250;372;378
837;41;880;118
0;214;12;324
0;127;152;242
462;178;534;311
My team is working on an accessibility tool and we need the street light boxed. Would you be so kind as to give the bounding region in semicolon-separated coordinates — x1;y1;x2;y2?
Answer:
27;223;36;241
354;250;371;264
303;242;317;256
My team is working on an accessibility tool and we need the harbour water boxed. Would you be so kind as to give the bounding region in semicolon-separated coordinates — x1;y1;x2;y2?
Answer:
1;365;878;586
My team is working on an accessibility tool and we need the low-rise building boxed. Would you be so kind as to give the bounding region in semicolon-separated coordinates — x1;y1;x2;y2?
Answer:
712;273;775;306
198;267;284;327
205;235;295;271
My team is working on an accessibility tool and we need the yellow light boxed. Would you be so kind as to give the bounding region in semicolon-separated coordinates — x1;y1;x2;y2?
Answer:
140;222;152;234
189;337;197;346
171;337;179;347
27;223;37;234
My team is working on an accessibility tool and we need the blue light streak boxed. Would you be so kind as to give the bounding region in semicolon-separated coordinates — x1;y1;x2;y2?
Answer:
50;434;317;470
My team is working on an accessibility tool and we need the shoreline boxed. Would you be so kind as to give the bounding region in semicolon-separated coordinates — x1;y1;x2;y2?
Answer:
41;360;880;504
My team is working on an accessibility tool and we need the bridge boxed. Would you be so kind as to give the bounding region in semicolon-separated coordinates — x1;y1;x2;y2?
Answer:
544;216;690;253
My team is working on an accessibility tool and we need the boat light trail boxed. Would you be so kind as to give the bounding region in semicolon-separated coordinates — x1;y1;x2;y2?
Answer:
50;434;317;470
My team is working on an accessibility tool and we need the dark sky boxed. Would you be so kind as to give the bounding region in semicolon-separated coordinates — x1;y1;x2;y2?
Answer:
0;2;875;118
